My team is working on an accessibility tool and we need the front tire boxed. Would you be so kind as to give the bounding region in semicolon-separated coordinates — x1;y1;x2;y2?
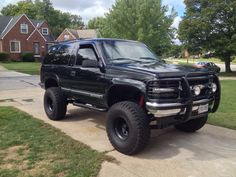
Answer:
44;87;67;120
175;116;208;132
106;101;150;155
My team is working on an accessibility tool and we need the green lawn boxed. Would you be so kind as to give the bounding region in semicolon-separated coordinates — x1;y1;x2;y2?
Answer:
0;107;104;177
219;71;236;77
208;80;236;130
0;62;40;75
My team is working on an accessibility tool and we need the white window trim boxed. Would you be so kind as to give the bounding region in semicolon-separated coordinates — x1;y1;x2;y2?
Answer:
42;28;49;35
20;23;28;34
10;40;21;53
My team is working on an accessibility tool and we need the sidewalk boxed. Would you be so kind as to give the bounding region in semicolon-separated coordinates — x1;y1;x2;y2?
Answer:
0;65;7;71
220;77;236;80
0;65;30;77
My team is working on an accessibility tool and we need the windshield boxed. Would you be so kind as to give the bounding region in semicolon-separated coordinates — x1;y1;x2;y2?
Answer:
102;41;161;64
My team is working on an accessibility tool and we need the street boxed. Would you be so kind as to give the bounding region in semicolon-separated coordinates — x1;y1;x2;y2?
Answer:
216;64;236;72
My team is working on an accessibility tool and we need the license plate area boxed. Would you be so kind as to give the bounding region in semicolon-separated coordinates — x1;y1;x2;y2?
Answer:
198;104;209;114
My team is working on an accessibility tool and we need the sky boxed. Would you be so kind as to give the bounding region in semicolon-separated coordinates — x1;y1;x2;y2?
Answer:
0;0;185;28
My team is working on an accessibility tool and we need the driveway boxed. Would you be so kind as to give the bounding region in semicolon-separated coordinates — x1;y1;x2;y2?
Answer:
0;70;236;177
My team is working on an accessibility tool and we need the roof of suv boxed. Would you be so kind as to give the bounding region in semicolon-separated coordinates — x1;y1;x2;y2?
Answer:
56;38;140;45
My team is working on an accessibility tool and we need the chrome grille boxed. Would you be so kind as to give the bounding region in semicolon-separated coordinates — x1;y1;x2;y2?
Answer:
147;75;214;101
147;80;180;100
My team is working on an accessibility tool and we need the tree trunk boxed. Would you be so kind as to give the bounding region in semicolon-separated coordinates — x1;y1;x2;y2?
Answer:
225;57;232;73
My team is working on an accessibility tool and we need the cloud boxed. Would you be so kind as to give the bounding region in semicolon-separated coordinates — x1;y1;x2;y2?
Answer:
162;0;185;16
0;0;18;9
51;0;115;23
51;0;185;24
1;0;185;27
171;16;182;29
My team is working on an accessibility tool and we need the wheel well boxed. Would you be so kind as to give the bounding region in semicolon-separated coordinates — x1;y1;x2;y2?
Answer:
45;79;58;89
107;85;143;107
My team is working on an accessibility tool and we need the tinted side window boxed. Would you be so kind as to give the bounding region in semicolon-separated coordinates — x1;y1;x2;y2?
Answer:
76;46;97;65
43;45;60;64
44;43;75;65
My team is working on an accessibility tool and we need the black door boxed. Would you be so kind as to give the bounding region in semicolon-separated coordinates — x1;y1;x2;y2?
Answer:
52;43;76;91
70;43;106;107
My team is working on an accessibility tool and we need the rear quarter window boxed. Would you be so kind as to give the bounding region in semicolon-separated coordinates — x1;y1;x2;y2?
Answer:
43;43;75;65
43;45;60;64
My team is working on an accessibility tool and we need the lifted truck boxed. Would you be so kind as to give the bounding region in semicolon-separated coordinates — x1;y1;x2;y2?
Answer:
40;38;221;155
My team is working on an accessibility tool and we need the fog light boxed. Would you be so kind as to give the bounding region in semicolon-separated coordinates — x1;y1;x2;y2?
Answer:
212;83;217;93
193;85;201;96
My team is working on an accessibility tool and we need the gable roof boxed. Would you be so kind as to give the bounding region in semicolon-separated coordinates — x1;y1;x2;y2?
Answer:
0;14;54;41
27;28;47;41
0;15;22;38
0;16;12;34
31;19;44;28
67;29;99;39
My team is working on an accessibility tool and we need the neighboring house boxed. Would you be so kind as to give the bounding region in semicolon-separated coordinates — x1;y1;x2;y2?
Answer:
56;28;99;42
0;14;54;60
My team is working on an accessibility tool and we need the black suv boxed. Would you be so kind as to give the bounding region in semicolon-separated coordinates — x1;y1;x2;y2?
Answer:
40;39;220;155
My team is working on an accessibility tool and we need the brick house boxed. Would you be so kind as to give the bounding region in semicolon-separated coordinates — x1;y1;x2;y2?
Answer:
0;14;54;60
56;28;99;42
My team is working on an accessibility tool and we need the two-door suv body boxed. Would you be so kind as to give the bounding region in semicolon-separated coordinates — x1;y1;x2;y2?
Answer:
40;39;220;155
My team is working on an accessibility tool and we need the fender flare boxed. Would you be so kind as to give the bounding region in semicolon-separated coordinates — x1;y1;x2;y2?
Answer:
105;78;146;106
44;73;60;88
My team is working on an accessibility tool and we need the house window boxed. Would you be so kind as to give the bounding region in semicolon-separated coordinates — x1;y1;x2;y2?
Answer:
64;34;70;41
10;41;21;53
20;23;28;34
42;28;49;35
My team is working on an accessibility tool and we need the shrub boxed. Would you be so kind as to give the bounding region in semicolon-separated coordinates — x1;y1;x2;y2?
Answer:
0;52;10;62
21;52;35;62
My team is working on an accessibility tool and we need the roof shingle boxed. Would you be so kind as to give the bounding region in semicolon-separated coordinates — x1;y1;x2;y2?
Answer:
67;28;99;39
0;14;54;42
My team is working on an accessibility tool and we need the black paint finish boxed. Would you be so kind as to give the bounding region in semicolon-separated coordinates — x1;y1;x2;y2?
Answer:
40;38;220;124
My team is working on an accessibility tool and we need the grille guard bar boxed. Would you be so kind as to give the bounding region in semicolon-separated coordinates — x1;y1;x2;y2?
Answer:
180;77;193;121
146;74;221;122
211;75;221;113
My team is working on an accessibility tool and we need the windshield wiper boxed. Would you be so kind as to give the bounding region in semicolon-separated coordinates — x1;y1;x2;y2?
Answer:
113;57;139;61
140;57;165;63
139;57;157;60
111;57;140;63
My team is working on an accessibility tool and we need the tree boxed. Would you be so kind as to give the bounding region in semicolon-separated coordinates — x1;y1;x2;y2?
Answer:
88;17;105;29
1;1;37;19
179;0;236;72
164;44;183;58
88;0;176;56
1;0;84;37
88;17;108;37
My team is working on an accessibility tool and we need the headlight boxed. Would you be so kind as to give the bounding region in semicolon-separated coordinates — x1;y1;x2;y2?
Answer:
211;83;217;93
193;85;201;96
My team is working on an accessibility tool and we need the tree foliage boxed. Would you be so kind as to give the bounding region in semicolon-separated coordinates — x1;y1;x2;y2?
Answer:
179;0;236;72
164;44;183;58
88;0;176;56
1;0;84;37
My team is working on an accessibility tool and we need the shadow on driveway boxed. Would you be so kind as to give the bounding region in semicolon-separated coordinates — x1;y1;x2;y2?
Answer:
63;108;236;163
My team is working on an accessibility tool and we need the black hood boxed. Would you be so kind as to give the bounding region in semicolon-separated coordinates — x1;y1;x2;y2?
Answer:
110;61;209;78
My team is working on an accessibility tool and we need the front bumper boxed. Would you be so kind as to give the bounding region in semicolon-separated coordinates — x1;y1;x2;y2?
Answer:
146;75;221;122
146;98;212;118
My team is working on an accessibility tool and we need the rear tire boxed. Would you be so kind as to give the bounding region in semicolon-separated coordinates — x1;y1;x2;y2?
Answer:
106;101;150;155
175;116;208;132
44;87;67;120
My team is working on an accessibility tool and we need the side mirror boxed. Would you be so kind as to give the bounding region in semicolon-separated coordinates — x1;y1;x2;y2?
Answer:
82;59;99;68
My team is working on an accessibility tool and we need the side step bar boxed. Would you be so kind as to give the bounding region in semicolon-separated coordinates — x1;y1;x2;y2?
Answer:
73;102;107;112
